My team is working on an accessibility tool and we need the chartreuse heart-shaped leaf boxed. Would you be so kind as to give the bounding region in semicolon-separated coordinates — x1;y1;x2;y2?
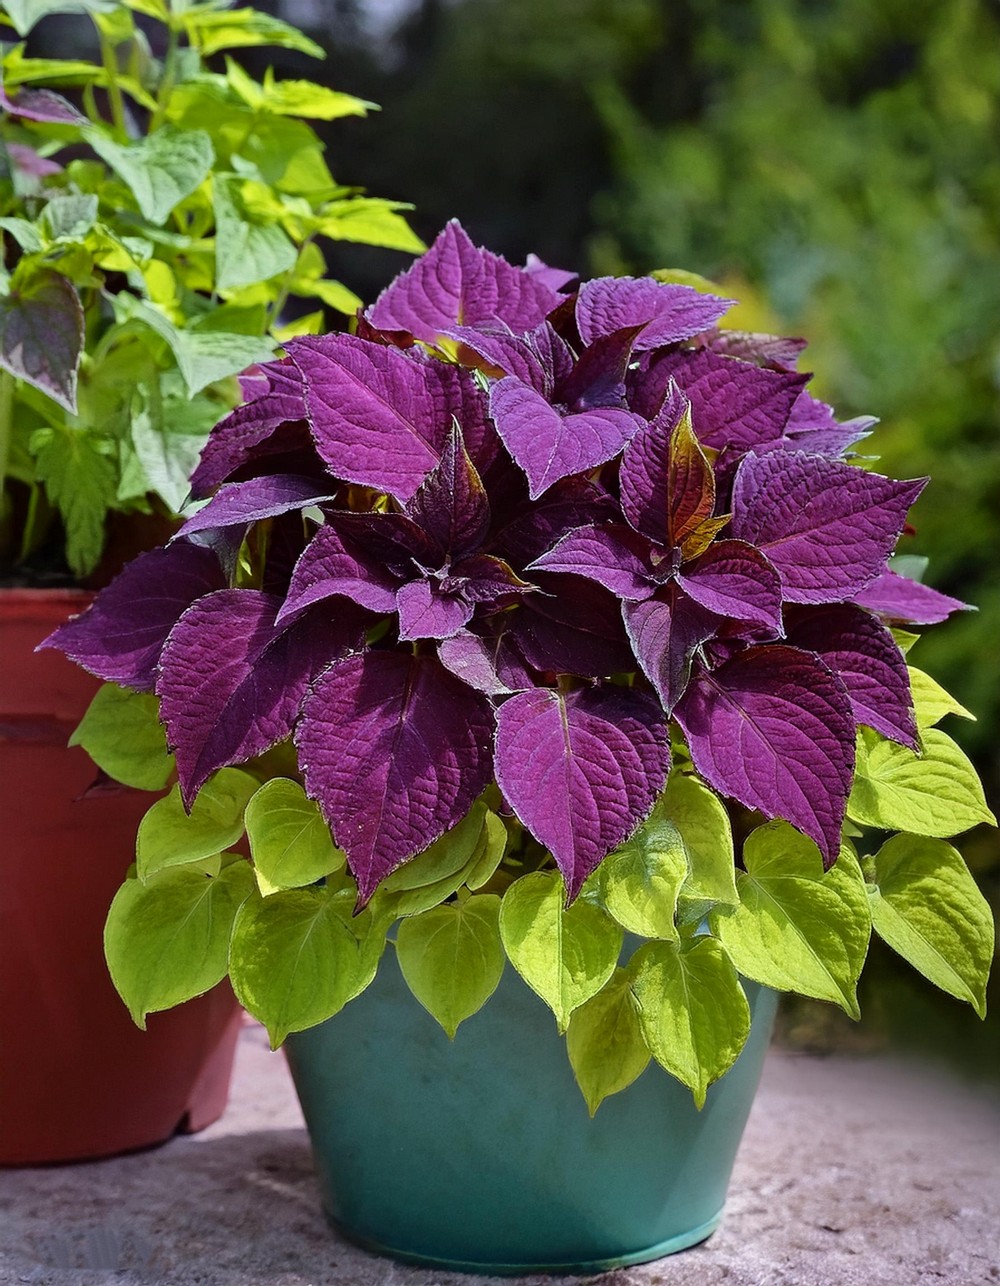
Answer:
396;894;505;1038
105;857;254;1028
245;778;345;896
499;871;623;1031
69;683;173;791
566;967;651;1116
600;801;687;939
711;823;870;1017
229;886;364;1047
629;937;749;1108
136;768;258;880
848;729;995;837
867;835;993;1018
908;667;975;730
374;801;489;916
465;812;508;890
664;771;738;907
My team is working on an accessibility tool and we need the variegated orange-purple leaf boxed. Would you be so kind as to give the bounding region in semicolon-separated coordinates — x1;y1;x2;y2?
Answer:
296;651;495;904
576;277;733;352
851;569;968;625
622;586;720;716
676;540;783;634
495;685;670;900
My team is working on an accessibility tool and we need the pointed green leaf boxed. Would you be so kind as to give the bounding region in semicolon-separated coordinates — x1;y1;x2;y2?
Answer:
868;834;994;1018
664;771;738;906
908;667;975;730
2;0;117;36
499;870;622;1031
396;895;505;1037
69;683;173;791
711;822;871;1017
377;801;487;915
630;937;749;1108
129;387;222;512
848;729;995;837
32;427;116;576
127;299;275;395
229;886;362;1046
104;859;254;1027
566;967;651;1115
0;269;83;412
41;194;98;241
314;198;425;253
600;802;687;939
86;125;214;225
136;768;258;879
466;811;508;890
182;8;325;59
245;777;345;895
213;175;298;292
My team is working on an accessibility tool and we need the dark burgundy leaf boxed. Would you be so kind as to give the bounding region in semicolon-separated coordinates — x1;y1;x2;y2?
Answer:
511;573;635;677
529;523;655;600
396;579;473;641
437;620;535;696
623;586;720;715
296;651;495;903
576;277;733;351
177;475;336;537
676;540;783;634
278;522;399;622
332;510;439;578
39;543;225;690
555;326;643;410
730;452;926;603
495;685;670;900
405;422;490;559
455;554;534;604
786;604;917;749
675;646;856;865
851;569;968;625
0;269;83;413
490;476;618;566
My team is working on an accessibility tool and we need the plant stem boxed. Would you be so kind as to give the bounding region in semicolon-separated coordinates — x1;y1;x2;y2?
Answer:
268;236;313;334
149;18;180;132
97;25;128;138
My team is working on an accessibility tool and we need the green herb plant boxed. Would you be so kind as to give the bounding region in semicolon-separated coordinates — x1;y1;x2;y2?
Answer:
0;0;422;579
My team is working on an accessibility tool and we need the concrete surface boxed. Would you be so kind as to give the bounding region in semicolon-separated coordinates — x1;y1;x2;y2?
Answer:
2;1021;998;1286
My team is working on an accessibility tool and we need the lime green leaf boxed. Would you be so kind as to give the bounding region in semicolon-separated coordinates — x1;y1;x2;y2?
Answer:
272;310;324;342
868;834;994;1018
466;811;508;890
499;870;622;1031
908;667;975;729
69;683;173;791
630;936;749;1108
848;728;995;837
136;768;258;880
127;298;274;395
891;628;920;655
129;387;222;512
229;886;362;1046
314;198;424;253
664;772;738;906
600;802;687;939
711;823;871;1017
226;58;375;120
650;267;728;295
245;777;345;896
2;0;116;36
32;428;115;576
183;9;324;59
291;275;362;314
105;859;254;1027
86;125;214;225
566;967;650;1115
378;801;487;914
396;895;505;1037
213;175;297;292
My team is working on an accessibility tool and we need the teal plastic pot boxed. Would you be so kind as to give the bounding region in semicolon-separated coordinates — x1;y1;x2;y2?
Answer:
285;947;777;1275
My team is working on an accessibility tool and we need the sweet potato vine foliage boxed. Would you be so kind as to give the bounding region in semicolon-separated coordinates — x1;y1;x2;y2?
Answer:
47;221;958;906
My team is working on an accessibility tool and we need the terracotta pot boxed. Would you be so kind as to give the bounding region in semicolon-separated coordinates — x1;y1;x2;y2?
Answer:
0;589;241;1165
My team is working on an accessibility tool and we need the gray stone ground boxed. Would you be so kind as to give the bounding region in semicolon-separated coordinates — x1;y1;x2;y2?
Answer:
2;1022;998;1286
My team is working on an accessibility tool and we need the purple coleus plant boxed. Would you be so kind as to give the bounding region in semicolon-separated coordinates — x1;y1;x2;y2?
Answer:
45;220;965;905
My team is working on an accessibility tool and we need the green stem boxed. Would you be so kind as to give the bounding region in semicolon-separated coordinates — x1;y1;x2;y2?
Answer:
267;235;313;334
97;25;128;138
149;18;181;132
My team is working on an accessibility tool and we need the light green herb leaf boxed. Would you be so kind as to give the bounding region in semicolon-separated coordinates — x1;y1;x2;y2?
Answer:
129;387;222;511
136;767;258;880
566;967;650;1115
908;667;975;730
105;859;254;1027
630;936;749;1108
183;9;324;59
868;834;994;1017
69;683;173;791
245;777;345;896
33;428;115;575
396;895;505;1037
40;194;99;241
664;771;738;906
128;298;275;395
0;217;43;253
291;275;363;314
229;886;362;1046
86;125;214;224
2;0;117;36
650;267;728;295
315;198;425;253
848;728;995;836
711;822;871;1017
213;174;298;292
499;870;622;1031
600;802;687;939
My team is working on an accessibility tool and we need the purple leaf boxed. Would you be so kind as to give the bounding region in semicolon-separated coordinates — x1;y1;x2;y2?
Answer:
623;586;720;715
296;651;495;903
437;621;535;696
332;510;439;578
445;324;551;394
6;142;62;178
780;391;876;456
675;646;856;864
511;573;635;677
190;359;308;497
523;252;577;293
39;543;225;690
676;540;783;634
706;330;807;371
730;453;926;603
489;375;642;498
851;569;968;625
454;554;534;604
786;605;917;749
278;523;399;622
491;475;618;566
405;422;490;559
529;523;655;600
0;81;86;125
177;475;337;537
495;685;670;900
0;269;84;413
396;579;473;641
629;348;808;453
555;326;642;410
365;219;560;344
288;334;458;503
576;277;733;351
158;591;361;803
